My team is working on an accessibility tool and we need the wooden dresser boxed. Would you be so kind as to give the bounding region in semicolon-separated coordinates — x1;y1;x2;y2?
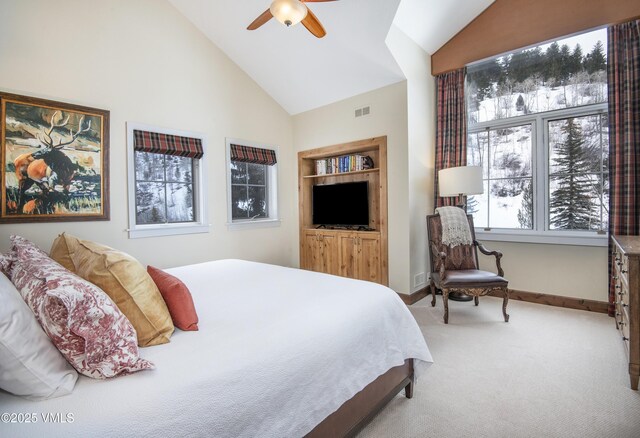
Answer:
612;235;640;390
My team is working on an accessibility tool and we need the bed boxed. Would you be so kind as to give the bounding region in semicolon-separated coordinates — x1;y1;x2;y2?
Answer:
0;259;432;437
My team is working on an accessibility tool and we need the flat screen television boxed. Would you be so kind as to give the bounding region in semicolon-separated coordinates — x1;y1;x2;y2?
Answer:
312;181;369;227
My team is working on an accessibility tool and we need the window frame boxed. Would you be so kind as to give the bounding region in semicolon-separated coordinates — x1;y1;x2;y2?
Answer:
126;122;209;239
225;137;280;230
469;102;609;247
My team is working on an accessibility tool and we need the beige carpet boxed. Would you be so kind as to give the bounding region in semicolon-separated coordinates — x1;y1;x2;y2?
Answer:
359;296;640;438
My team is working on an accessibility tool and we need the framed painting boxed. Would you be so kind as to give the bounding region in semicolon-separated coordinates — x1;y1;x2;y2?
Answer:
0;92;109;223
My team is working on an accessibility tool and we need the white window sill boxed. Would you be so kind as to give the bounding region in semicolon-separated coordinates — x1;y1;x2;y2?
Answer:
226;218;281;231
128;223;210;239
475;229;608;247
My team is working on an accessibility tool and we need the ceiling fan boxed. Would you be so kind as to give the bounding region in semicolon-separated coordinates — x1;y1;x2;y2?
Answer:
247;0;337;39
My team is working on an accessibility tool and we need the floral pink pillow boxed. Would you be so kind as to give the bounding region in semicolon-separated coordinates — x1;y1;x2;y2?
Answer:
9;236;153;379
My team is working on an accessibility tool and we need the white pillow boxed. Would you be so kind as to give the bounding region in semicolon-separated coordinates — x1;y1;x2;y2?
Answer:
0;272;78;400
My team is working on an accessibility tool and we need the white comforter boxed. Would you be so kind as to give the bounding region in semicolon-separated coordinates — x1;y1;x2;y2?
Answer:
0;260;432;438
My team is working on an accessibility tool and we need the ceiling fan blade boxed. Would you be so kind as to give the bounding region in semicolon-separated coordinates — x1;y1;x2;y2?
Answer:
247;9;273;30
301;7;326;38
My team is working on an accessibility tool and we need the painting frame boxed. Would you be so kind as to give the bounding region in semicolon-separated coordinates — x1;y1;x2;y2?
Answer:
0;92;110;223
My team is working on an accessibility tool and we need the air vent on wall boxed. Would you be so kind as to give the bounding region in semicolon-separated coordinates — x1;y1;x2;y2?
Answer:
354;105;371;118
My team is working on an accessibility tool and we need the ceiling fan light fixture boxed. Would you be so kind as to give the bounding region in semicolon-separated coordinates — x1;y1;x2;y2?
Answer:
270;0;308;27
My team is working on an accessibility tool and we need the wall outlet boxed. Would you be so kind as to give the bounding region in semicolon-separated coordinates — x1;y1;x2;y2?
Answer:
414;272;426;287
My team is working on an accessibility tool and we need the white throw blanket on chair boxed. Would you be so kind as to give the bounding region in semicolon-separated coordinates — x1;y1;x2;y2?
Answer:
436;206;473;247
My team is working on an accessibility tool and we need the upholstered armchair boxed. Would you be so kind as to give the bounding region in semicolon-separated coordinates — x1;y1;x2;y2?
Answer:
426;213;510;324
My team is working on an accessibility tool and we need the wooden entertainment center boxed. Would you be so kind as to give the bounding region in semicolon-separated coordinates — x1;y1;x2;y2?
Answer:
298;136;388;285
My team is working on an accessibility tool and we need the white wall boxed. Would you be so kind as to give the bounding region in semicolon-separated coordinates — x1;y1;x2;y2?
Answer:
292;82;411;294
478;242;608;301
386;25;435;293
0;0;296;268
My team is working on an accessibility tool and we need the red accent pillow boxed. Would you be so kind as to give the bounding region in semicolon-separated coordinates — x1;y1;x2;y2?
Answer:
147;266;199;331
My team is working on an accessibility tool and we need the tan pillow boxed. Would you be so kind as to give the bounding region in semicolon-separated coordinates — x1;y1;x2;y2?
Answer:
50;234;76;272
50;233;174;347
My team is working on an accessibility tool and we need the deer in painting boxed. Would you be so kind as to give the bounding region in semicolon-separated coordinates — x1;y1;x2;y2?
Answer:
14;111;91;214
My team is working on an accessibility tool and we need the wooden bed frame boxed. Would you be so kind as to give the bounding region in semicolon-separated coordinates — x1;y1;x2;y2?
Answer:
306;359;414;437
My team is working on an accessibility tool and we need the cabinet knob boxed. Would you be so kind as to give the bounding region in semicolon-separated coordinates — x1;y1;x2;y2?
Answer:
618;321;625;326
622;269;628;274
616;312;621;317
623;336;629;341
623;303;629;308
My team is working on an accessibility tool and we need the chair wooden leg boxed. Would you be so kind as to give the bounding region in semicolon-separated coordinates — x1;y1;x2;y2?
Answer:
474;296;479;306
429;279;436;307
443;290;449;324
502;289;510;322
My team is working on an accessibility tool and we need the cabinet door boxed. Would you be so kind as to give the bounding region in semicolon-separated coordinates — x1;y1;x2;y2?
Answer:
319;233;340;276
356;234;382;284
302;232;340;276
339;235;357;279
302;232;320;272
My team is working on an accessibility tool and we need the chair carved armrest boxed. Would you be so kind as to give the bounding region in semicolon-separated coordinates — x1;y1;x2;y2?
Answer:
474;240;504;277
430;241;448;281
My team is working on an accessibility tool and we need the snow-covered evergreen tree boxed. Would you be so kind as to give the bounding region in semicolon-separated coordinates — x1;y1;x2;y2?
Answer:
558;44;572;83
150;205;163;223
549;119;598;229
584;41;606;73
544;42;562;85
569;44;583;76
517;180;533;228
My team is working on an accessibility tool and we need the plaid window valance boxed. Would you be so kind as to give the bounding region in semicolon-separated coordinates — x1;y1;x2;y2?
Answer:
230;144;277;166
134;130;204;159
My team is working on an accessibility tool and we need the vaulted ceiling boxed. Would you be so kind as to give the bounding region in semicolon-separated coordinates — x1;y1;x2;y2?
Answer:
169;0;494;115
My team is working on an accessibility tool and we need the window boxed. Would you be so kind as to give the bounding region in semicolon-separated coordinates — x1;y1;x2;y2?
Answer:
465;29;609;246
134;153;195;224
231;161;269;220
467;124;533;229
548;113;609;231
225;138;280;229
127;123;208;238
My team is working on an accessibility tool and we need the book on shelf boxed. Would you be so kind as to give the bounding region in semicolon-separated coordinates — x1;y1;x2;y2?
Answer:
314;154;372;176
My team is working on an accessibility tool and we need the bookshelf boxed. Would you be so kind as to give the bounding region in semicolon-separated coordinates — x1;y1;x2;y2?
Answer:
298;136;388;285
302;168;380;179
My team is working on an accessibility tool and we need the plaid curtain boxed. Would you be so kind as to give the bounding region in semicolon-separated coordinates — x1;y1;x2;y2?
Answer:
230;144;277;166
434;68;467;208
133;130;203;159
607;20;640;316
